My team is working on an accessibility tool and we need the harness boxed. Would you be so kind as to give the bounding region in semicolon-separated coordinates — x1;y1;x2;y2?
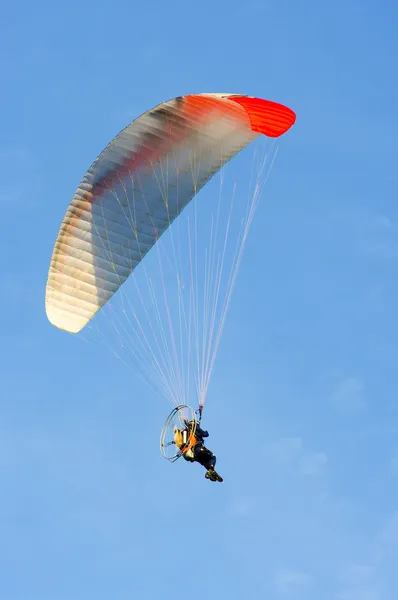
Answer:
174;427;198;459
181;428;198;458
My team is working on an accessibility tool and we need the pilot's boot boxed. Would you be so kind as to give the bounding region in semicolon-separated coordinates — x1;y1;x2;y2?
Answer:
205;468;223;482
205;469;217;481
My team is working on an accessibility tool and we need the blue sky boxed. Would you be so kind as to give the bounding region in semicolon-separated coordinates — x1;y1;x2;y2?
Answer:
1;0;398;599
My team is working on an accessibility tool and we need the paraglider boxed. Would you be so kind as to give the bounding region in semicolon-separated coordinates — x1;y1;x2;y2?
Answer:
174;418;222;482
160;405;222;482
45;92;295;480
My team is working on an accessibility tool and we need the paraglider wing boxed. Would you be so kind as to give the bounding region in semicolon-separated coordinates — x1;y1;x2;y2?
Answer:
45;93;295;334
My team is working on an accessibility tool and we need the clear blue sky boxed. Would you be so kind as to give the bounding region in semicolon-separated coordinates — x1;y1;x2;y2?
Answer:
1;1;398;599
